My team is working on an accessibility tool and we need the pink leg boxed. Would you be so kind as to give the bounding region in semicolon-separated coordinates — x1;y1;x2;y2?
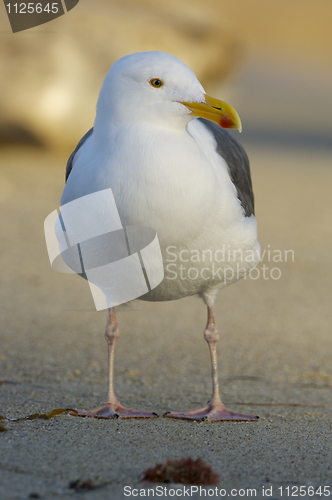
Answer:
164;307;259;422
69;308;158;419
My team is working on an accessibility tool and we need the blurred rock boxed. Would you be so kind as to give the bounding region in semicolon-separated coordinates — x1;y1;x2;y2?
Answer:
0;0;240;152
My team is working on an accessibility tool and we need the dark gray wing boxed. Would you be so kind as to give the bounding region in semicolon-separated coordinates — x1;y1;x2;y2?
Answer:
198;118;254;217
65;127;94;183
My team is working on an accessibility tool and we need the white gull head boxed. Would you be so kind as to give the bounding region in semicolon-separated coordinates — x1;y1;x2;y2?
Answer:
94;51;206;131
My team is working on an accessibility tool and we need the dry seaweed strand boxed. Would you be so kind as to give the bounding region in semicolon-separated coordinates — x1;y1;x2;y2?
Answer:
142;457;220;485
0;415;8;432
0;408;78;423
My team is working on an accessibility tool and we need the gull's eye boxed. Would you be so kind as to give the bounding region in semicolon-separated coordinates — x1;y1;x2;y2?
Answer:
149;78;163;88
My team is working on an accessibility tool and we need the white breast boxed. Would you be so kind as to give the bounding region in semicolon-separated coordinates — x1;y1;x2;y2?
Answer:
62;119;260;303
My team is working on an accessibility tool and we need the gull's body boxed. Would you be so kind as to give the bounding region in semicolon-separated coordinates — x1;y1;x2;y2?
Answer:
63;51;260;421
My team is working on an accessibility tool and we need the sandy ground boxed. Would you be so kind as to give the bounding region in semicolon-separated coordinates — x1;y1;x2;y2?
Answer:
0;141;332;500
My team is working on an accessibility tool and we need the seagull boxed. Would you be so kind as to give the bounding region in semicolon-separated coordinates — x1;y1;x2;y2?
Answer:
62;51;260;421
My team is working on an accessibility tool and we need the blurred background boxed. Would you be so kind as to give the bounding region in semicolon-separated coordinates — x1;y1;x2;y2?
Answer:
1;0;332;393
1;0;332;397
1;0;332;151
1;1;332;496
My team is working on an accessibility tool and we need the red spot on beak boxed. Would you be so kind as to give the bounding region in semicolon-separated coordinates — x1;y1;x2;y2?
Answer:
219;116;233;129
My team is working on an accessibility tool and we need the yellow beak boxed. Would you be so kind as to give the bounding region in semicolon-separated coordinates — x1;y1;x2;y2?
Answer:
180;94;242;132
